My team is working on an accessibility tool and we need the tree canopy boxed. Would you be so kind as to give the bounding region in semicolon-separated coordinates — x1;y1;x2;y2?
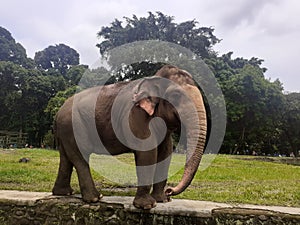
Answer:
34;44;80;75
0;26;81;146
0;27;34;68
279;93;300;156
0;61;66;144
97;12;220;58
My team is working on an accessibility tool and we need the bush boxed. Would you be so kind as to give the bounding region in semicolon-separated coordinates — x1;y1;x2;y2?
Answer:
43;130;55;149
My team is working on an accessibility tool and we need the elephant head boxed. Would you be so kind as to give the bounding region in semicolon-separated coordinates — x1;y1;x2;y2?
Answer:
132;65;207;196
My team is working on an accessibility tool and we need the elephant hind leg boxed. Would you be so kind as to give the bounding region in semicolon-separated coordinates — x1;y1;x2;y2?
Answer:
52;141;74;196
74;159;102;203
53;138;102;203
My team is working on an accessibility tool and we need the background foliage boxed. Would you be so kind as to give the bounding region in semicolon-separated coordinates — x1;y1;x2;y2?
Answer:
0;12;299;156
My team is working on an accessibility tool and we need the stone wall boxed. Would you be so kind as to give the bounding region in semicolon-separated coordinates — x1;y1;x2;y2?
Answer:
0;190;299;225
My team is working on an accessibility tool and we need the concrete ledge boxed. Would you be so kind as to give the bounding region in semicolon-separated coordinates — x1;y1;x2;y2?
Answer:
0;190;299;224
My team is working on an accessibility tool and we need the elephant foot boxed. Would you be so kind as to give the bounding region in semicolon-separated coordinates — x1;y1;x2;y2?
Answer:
151;192;171;203
133;194;157;209
82;190;103;203
52;185;74;196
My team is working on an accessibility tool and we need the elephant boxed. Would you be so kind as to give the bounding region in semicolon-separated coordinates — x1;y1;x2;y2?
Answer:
52;64;207;209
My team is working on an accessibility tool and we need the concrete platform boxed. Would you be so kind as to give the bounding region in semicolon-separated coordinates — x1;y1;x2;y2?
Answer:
0;190;299;224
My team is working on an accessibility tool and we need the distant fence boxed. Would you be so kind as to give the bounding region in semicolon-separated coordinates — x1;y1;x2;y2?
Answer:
0;131;28;148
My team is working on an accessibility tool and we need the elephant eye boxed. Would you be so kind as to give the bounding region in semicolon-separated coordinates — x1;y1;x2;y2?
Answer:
139;91;148;98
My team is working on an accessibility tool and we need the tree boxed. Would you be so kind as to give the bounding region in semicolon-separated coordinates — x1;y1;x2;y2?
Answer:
0;61;25;130
34;44;80;75
45;86;78;122
96;13;223;86
65;64;88;85
97;12;220;59
0;27;83;146
204;51;286;155
205;52;267;83
0;26;34;68
279;92;300;156
0;61;67;146
221;64;284;154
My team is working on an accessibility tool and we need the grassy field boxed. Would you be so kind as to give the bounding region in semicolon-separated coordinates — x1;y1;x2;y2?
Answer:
0;148;299;207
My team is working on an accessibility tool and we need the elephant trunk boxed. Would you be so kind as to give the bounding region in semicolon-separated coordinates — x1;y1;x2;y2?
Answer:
165;86;207;196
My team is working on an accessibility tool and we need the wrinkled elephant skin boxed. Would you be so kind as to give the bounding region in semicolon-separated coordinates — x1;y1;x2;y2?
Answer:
52;65;207;209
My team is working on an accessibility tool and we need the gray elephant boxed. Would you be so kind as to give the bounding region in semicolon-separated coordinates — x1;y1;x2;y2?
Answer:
52;65;207;209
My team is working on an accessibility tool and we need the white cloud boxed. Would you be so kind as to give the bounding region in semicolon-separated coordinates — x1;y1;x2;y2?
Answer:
211;0;300;91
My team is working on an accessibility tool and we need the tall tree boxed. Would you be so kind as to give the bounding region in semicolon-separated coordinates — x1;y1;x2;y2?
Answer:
0;26;34;68
279;92;300;156
97;12;220;59
96;12;221;86
0;61;66;145
34;44;80;75
45;86;78;122
0;61;24;130
221;64;284;154
65;64;88;85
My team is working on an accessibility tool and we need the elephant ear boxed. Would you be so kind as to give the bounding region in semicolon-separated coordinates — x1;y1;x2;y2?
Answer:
132;77;163;116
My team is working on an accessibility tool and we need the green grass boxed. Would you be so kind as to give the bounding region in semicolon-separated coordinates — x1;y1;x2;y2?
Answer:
0;149;299;207
176;155;300;207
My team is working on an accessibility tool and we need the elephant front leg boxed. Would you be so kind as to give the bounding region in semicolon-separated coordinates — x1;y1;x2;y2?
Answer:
133;149;157;209
151;159;172;203
151;180;171;203
133;185;156;209
151;136;172;203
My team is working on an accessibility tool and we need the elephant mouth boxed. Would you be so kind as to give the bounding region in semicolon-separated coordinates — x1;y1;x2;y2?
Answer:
133;96;156;116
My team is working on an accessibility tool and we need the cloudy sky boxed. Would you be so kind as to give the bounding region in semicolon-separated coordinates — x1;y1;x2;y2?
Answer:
1;0;299;92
